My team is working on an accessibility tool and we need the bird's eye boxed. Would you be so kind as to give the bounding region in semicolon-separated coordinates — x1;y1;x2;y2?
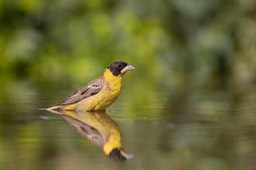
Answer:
117;64;122;68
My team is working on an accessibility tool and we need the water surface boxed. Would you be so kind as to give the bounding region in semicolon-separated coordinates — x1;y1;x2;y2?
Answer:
1;89;256;170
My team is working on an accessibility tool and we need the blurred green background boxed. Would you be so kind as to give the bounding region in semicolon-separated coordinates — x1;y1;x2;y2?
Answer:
1;0;256;170
1;0;255;97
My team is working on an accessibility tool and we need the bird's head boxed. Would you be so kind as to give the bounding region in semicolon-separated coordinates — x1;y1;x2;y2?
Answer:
107;61;135;77
108;147;134;161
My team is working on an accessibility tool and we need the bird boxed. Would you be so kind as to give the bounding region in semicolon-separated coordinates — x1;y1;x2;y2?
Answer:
47;61;135;112
50;109;134;161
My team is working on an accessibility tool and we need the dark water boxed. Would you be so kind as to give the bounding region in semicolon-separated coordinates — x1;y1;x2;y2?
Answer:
1;89;256;170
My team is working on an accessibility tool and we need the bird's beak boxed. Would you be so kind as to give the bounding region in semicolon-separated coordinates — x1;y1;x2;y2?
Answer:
121;64;135;74
120;149;134;160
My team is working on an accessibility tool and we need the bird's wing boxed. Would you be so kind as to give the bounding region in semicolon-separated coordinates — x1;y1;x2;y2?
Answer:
60;77;105;105
62;115;104;147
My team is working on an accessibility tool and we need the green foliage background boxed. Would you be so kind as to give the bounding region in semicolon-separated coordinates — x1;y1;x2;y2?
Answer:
1;0;255;99
1;0;256;99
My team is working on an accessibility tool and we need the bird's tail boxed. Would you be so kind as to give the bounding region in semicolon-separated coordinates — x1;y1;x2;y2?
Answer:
43;105;62;112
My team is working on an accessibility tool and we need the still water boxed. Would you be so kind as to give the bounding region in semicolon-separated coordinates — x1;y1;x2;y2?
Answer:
0;88;256;170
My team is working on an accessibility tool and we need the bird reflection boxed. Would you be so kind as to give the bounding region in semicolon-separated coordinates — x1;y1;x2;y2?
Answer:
48;109;133;161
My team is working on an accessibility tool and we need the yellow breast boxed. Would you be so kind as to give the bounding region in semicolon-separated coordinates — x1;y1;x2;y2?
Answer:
65;69;122;111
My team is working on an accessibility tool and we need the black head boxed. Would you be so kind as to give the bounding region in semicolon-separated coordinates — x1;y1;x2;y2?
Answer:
107;61;135;77
108;148;126;161
108;147;134;161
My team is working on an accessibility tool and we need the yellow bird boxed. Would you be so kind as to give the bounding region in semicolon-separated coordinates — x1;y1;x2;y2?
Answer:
50;109;133;161
47;61;135;112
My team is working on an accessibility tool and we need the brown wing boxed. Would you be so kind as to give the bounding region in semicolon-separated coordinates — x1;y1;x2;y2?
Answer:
60;77;105;105
62;115;104;147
